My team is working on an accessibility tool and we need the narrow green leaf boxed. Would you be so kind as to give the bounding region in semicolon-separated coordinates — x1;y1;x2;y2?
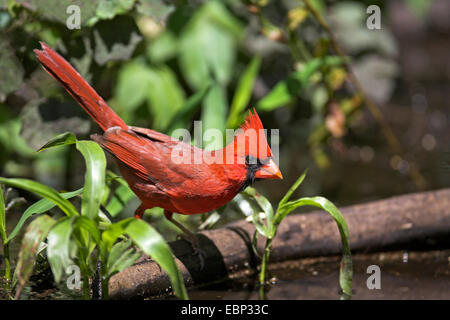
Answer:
227;56;262;128
252;230;262;259
74;216;101;246
47;217;75;283
125;219;188;299
105;171;136;217
278;169;307;208
257;56;347;111
147;31;178;63
76;140;106;220
251;210;269;238
37;132;77;152
105;184;135;217
7;188;83;243
198;211;221;230
0;178;79;217
15;215;56;293
167;84;211;134
107;239;140;277
116;61;152;120
253;190;274;237
201;83;227;150
277;196;352;297
146;65;186;131
0;185;5;242
96;0;135;20
102;217;135;251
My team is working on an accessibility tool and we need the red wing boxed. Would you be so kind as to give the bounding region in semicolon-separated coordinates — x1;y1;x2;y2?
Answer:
129;126;176;143
92;127;196;194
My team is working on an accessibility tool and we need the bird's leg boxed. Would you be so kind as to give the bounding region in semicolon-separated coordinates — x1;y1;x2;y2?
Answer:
164;210;205;269
134;203;146;219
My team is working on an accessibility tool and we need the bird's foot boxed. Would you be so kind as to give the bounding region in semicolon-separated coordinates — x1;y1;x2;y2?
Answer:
176;232;206;270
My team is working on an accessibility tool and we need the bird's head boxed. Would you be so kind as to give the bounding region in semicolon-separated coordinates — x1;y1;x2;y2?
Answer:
232;109;283;180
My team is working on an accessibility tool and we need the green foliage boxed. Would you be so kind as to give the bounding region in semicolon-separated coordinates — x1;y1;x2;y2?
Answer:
257;56;347;111
7;188;82;242
241;171;353;299
201;83;227;150
14;215;56;297
0;133;188;299
76;141;106;220
227;56;262;128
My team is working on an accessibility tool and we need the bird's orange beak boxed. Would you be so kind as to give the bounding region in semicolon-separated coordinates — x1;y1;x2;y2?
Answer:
254;158;283;179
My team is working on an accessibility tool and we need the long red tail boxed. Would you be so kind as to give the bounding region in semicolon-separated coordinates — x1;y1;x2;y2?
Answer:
34;42;127;132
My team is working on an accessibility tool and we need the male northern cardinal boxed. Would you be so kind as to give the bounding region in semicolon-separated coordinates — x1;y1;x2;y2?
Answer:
34;42;282;238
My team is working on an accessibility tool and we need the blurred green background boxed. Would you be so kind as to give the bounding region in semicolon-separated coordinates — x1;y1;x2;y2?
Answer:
0;0;448;230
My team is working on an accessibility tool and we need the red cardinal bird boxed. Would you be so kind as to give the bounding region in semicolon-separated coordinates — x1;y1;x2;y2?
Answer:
34;42;282;238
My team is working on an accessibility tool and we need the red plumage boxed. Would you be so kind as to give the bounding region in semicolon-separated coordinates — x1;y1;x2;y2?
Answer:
34;42;282;221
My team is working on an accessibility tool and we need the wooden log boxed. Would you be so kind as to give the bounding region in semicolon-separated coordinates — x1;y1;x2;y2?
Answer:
109;188;450;299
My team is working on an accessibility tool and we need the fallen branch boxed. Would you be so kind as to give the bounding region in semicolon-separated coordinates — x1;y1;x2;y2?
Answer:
109;188;450;299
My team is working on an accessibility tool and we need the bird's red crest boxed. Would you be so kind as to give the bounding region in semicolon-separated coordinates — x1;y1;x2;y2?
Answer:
235;109;272;159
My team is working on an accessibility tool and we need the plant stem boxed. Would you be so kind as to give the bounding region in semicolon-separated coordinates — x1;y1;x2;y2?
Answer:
100;260;109;300
3;242;11;290
259;238;273;285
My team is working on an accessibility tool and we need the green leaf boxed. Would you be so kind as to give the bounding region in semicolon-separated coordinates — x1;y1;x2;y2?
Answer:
115;61;153;119
7;188;83;243
179;31;209;90
107;239;140;277
257;57;346;111
105;183;135;217
253;190;274;237
47;217;75;283
178;1;242;90
147;31;178;64
15;0;97;26
233;193;257;217
137;0;175;22
234;190;268;237
37;132;77;152
0;178;79;217
0;104;33;157
0;185;5;243
167;84;211;134
277;196;352;297
76;140;106;220
74;216;101;246
15;215;56;294
125;219;188;299
96;0;135;20
251;210;269;238
278;169;307;208
102;217;135;251
205;25;236;86
198;211;221;230
227;57;262;128
146;65;185;131
201;83;227;150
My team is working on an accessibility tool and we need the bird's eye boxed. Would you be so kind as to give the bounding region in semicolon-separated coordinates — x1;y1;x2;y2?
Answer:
245;155;270;166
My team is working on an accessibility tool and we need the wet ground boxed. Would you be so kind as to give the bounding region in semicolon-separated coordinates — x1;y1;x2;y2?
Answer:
188;250;450;300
